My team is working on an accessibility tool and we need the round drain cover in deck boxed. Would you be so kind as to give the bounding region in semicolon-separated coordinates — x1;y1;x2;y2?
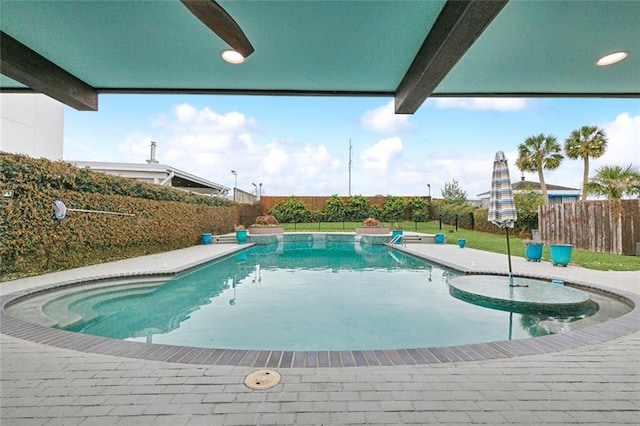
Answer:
244;369;281;390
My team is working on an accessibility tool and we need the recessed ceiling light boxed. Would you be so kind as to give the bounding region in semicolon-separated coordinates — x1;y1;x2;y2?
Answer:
596;51;629;66
221;49;245;64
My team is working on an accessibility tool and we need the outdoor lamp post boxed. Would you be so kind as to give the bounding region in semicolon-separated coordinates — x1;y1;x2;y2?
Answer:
252;182;263;200
427;183;431;197
231;170;237;202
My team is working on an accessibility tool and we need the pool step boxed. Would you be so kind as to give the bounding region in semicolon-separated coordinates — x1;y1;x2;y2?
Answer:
213;234;237;244
397;234;437;244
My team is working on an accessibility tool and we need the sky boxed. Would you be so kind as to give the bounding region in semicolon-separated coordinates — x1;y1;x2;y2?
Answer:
63;96;640;200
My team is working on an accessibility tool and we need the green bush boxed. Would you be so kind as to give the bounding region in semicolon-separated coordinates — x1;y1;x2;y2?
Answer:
513;189;543;234
324;194;346;221
368;204;383;221
345;195;369;221
267;196;311;223
0;153;236;280
434;201;476;229
408;196;429;222
381;195;405;222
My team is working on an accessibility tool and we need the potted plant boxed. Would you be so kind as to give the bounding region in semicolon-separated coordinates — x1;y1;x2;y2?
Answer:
355;217;390;235
235;225;248;244
201;232;212;245
548;241;573;266
248;215;284;235
523;239;543;261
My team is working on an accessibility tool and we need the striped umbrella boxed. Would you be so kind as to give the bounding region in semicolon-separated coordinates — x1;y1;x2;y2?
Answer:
488;151;518;286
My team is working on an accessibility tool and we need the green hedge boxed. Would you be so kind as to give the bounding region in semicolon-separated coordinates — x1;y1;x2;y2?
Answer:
431;200;476;229
1;153;237;280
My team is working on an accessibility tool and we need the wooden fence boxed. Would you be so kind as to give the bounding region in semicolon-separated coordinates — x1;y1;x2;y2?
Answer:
538;200;640;255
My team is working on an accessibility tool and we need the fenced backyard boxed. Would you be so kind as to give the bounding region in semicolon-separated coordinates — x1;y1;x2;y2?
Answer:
538;200;640;255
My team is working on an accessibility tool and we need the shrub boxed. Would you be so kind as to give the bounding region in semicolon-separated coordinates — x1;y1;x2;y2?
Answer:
363;217;380;226
345;195;369;221
368;204;383;221
408;196;429;222
381;195;405;222
0;152;237;280
324;194;346;222
254;215;279;225
513;189;543;234
267;196;310;223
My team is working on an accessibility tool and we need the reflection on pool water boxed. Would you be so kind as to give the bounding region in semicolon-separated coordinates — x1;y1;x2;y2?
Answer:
51;241;629;351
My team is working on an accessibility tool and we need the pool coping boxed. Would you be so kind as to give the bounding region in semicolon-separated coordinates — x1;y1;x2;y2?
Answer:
1;244;639;368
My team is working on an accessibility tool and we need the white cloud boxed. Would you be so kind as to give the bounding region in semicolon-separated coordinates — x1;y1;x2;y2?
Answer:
361;100;413;133
596;113;640;167
432;97;528;111
361;137;403;172
116;132;154;162
262;142;288;174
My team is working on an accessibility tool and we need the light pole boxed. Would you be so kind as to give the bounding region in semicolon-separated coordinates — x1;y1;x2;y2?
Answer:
427;183;431;198
252;182;262;200
231;170;237;202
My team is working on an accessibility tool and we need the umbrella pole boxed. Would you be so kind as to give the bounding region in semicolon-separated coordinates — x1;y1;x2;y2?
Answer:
506;227;514;286
509;312;513;340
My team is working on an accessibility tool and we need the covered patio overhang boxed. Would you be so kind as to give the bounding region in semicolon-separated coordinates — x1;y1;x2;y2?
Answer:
1;1;637;113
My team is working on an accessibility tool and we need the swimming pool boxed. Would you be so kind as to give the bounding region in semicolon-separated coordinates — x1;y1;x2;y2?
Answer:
26;240;627;352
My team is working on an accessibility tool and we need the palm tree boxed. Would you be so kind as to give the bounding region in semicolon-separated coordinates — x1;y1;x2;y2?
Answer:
516;134;564;205
564;125;608;200
584;164;640;199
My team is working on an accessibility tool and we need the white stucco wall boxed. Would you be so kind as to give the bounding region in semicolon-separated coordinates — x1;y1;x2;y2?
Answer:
0;94;64;160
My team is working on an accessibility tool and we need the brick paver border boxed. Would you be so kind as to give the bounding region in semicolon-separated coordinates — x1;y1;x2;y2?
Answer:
2;269;638;368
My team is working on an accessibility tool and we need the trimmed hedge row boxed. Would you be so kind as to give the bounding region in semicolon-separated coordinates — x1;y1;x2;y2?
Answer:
430;201;476;229
1;153;233;206
1;153;236;279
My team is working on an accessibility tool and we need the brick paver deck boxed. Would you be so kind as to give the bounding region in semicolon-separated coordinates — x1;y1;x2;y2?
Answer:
2;240;639;424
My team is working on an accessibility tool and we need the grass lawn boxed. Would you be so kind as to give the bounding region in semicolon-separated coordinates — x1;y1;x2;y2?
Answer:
281;220;640;272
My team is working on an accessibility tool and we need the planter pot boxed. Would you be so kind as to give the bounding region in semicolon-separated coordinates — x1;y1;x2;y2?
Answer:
391;229;403;244
235;229;248;244
434;233;445;244
355;226;390;235
201;233;212;245
457;238;466;248
549;244;573;266
248;226;283;235
524;242;543;262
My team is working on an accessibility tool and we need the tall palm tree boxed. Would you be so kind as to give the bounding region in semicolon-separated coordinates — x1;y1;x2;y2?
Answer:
564;125;608;200
584;164;640;199
516;133;563;205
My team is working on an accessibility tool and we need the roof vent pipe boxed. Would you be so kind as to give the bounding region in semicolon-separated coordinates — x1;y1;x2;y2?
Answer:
147;141;159;164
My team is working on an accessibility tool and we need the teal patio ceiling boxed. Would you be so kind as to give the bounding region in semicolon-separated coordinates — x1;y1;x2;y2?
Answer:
1;0;638;113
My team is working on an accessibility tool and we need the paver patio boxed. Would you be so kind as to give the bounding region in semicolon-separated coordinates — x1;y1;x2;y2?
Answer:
1;241;639;425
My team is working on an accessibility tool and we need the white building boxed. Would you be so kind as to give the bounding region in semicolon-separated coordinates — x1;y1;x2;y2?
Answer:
0;94;63;159
477;177;581;208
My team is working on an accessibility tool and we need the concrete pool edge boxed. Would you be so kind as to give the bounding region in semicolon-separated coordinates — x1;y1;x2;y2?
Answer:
1;243;639;368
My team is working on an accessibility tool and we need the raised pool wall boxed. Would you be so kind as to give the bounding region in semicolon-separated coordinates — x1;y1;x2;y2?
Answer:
248;233;391;246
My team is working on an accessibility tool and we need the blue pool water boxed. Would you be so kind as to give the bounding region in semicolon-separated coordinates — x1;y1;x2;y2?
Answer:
59;241;618;351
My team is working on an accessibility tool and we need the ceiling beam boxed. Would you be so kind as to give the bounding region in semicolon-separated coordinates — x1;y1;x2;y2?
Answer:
181;0;254;58
0;31;98;111
394;0;508;114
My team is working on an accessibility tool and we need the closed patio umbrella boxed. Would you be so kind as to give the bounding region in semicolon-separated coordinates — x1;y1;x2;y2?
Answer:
488;151;520;287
